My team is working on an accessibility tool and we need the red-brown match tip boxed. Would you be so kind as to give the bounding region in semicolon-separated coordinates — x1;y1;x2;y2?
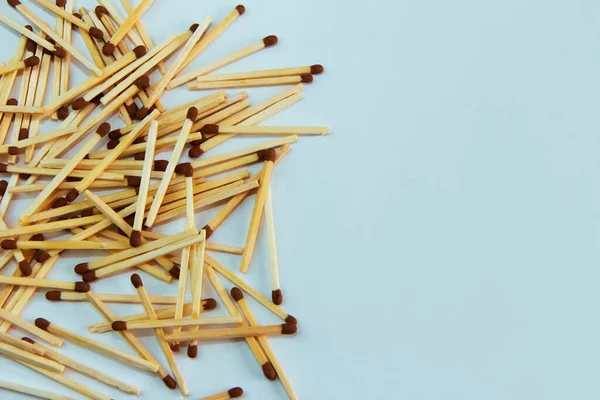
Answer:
95;5;108;18
19;260;31;276
45;291;61;301
111;321;127;331
127;176;141;187
0;163;7;173
97;122;111;137
262;362;277;380
153;159;168;171
202;297;217;311
170;343;180;353
135;107;149;120
80;209;94;217
21;337;35;344
30;233;44;242
74;282;90;292
188;145;204;158
134;75;150;89
34;318;50;331
175;162;193;177
201;124;219;134
202;224;213;238
125;103;139;119
8;147;20;156
82;271;97;282
71;97;88;110
0;180;7;197
88;26;104;40
24;56;39;67
6;98;17;106
7;0;21;8
26;39;36;53
72;12;81;20
272;289;283;305
311;64;324;74
53;46;67;58
230;287;244;301
186;106;198;121
281;322;297;335
1;239;16;250
263;148;276;163
108;129;122;140
169;265;181;279
228;387;243;398
263;35;278;47
65;189;79;202
130;273;143;288
300;74;313;83
18;128;28;141
74;263;89;275
102;42;115;56
189;23;199;32
35;250;51;263
24;25;32;31
285;315;297;324
51;197;67;209
236;4;246;15
187;344;198;358
57;105;69;120
106;139;119;150
133;45;147;58
55;0;66;8
129;230;143;248
163;375;177;389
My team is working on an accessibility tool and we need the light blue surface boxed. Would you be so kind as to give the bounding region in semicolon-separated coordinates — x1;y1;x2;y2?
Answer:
0;0;599;398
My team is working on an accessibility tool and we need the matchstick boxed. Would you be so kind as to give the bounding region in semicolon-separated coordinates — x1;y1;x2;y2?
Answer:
0;307;62;346
0;105;43;114
265;188;283;304
22;337;141;396
110;315;241;331
47;292;182;305
95;5;133;59
197;64;324;82
0;14;63;55
0;164;123;180
171;223;192;352
187;229;206;357
0;126;77;151
51;1;64;121
0;56;39;75
131;274;188;395
0;380;72;400
33;0;104;38
24;45;52;161
78;8;105;68
168;35;278;89
131;119;157;247
190;75;313;90
201;124;329;136
0;332;44;355
86;291;177;389
231;288;298;399
58;0;74;120
144;107;198;228
8;0;102;75
205;242;244;255
199;387;244;400
165;322;296;342
1;240;129;250
34;318;158;372
0;342;64;373
101;0;154;55
144;17;211;108
0;275;89;292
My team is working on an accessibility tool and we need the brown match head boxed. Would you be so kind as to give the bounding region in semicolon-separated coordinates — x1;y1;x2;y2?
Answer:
74;282;90;293
82;271;97;282
36;250;51;263
90;94;103;104
73;12;81;20
272;289;283;305
127;176;141;187
187;344;198;358
190;136;206;146
285;315;297;324
7;0;20;8
230;287;244;302
129;230;143;247
263;35;278;47
300;74;313;83
134;75;150;89
106;139;119;149
71;97;87;110
262;362;277;380
34;318;51;331
45;291;62;301
57;105;69;120
0;180;7;197
30;233;44;242
95;5;108;18
188;145;204;158
21;337;35;344
153;159;168;171
169;343;180;353
102;43;115;56
111;321;127;331
311;64;324;74
7;98;17;106
201;124;219;134
80;209;94;217
169;265;181;279
202;298;217;311
55;0;66;8
18;128;28;141
88;26;104;40
125;103;139;119
25;39;36;53
108;129;122;140
186;106;198;121
130;273;143;288
134;152;145;160
97;122;111;137
175;162;193;177
65;189;79;202
228;387;243;398
7;147;19;156
74;262;89;275
24;24;32;31
51;197;67;209
263;148;276;163
24;56;39;67
53;46;67;58
0;163;7;173
162;375;177;389
1;239;16;250
236;4;246;14
203;224;213;238
189;23;200;32
133;45;147;58
135;107;149;120
281;323;297;335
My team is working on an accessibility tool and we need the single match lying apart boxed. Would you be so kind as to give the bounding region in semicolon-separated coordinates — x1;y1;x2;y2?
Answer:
0;2;326;399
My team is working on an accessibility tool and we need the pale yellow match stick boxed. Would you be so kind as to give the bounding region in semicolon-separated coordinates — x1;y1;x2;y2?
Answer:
0;342;64;373
33;0;104;38
194;153;260;179
176;5;245;76
168;35;278;89
0;276;89;292
0;214;105;239
51;1;63;121
199;387;244;400
25;48;52;162
111;315;241;331
206;242;243;255
232;288;297;399
265;188;282;304
131;274;187;395
22;337;141;396
171;228;191;352
0;39;27;145
0;332;44;355
188;229;206;356
206;255;296;323
0;56;39;75
34;318;158;372
78;8;105;68
0;126;77;151
0;105;43;114
144;16;211;108
58;0;73;120
0;307;62;346
131;120;157;247
0;380;73;400
0;13;59;53
49;292;178;304
190;75;314;90
16;359;111;400
9;180;127;194
41;158;146;170
120;0;164;73
202;124;328;136
9;1;102;75
198;64;324;82
0;164;123;180
2;240;129;250
144;108;198;228
166;323;296;342
101;0;154;56
0;216;31;275
86;292;177;390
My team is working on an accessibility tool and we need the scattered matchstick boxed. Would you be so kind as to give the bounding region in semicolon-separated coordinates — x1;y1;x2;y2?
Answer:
199;387;244;400
197;64;324;82
189;75;313;90
0;379;73;400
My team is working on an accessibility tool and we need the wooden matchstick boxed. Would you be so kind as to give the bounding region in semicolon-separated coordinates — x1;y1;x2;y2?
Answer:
130;274;188;395
144;107;198;228
190;75;314;90
0;14;61;55
0;56;39;75
0;105;43;114
34;318;158;372
0;307;62;346
187;229;206;357
0;163;123;180
78;8;106;68
24;45;52;162
47;291;184;305
171;220;192;352
22;337;141;396
110;315;241;331
265;188;283;304
8;0;102;75
0;275;89;292
144;17;211;108
0;332;44;356
33;0;104;39
101;0;154;55
231;288;298;399
131;119;157;246
0;342;64;373
86;291;177;389
168;35;278;89
201;124;329;136
198;65;324;82
199;387;244;400
0;380;72;400
95;5;134;58
165;322;296;342
0;126;77;151
58;0;74;120
1;240;129;250
51;1;64;121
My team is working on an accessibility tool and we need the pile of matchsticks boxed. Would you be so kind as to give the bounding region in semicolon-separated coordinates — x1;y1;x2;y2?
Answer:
0;1;327;399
